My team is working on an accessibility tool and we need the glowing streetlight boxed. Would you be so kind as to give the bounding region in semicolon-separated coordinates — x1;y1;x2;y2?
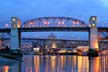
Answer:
12;18;16;22
92;23;95;27
44;21;49;27
11;17;17;29
17;19;21;28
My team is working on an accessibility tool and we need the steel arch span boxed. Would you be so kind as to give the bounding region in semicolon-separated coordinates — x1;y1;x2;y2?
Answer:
21;17;88;28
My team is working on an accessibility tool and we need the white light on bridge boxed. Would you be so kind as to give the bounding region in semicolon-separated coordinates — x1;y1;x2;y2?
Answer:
44;21;49;25
58;21;64;24
12;18;16;22
92;23;95;27
72;21;76;24
92;17;96;20
29;22;33;25
72;20;79;24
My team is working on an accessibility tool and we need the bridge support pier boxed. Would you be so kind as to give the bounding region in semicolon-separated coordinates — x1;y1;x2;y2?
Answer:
10;17;20;50
18;31;21;48
88;16;98;56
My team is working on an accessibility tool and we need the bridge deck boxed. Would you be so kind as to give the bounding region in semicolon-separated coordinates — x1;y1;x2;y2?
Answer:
0;27;108;33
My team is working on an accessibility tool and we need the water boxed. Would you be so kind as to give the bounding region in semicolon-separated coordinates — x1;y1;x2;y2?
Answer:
0;55;108;72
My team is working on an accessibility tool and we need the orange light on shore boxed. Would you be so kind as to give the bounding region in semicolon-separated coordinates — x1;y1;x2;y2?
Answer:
3;66;10;72
94;41;98;49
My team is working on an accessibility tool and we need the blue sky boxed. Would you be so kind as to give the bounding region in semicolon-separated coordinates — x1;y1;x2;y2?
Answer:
0;0;108;39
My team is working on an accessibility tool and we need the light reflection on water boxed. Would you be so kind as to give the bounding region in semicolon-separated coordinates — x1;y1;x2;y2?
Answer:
0;55;108;72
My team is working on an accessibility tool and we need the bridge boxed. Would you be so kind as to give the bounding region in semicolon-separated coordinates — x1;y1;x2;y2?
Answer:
0;17;108;33
0;27;108;33
0;16;108;55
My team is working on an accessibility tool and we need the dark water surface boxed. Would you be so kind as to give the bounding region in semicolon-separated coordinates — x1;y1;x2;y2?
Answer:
0;55;108;72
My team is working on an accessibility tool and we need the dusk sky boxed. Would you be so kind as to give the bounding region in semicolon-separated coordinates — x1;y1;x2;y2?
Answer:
0;0;108;39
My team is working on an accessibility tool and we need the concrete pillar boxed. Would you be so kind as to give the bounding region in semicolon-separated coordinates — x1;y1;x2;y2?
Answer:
89;16;98;50
18;31;21;48
10;17;20;50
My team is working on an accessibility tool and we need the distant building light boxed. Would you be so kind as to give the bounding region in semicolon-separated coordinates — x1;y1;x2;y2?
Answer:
89;24;91;27
34;47;40;52
104;39;107;41
5;24;9;27
73;49;77;53
103;51;105;54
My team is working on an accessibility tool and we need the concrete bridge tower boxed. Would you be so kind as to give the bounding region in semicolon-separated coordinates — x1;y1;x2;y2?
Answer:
89;16;98;51
10;17;20;50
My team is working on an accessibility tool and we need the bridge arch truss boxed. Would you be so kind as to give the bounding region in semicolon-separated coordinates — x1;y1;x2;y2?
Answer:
21;17;88;28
